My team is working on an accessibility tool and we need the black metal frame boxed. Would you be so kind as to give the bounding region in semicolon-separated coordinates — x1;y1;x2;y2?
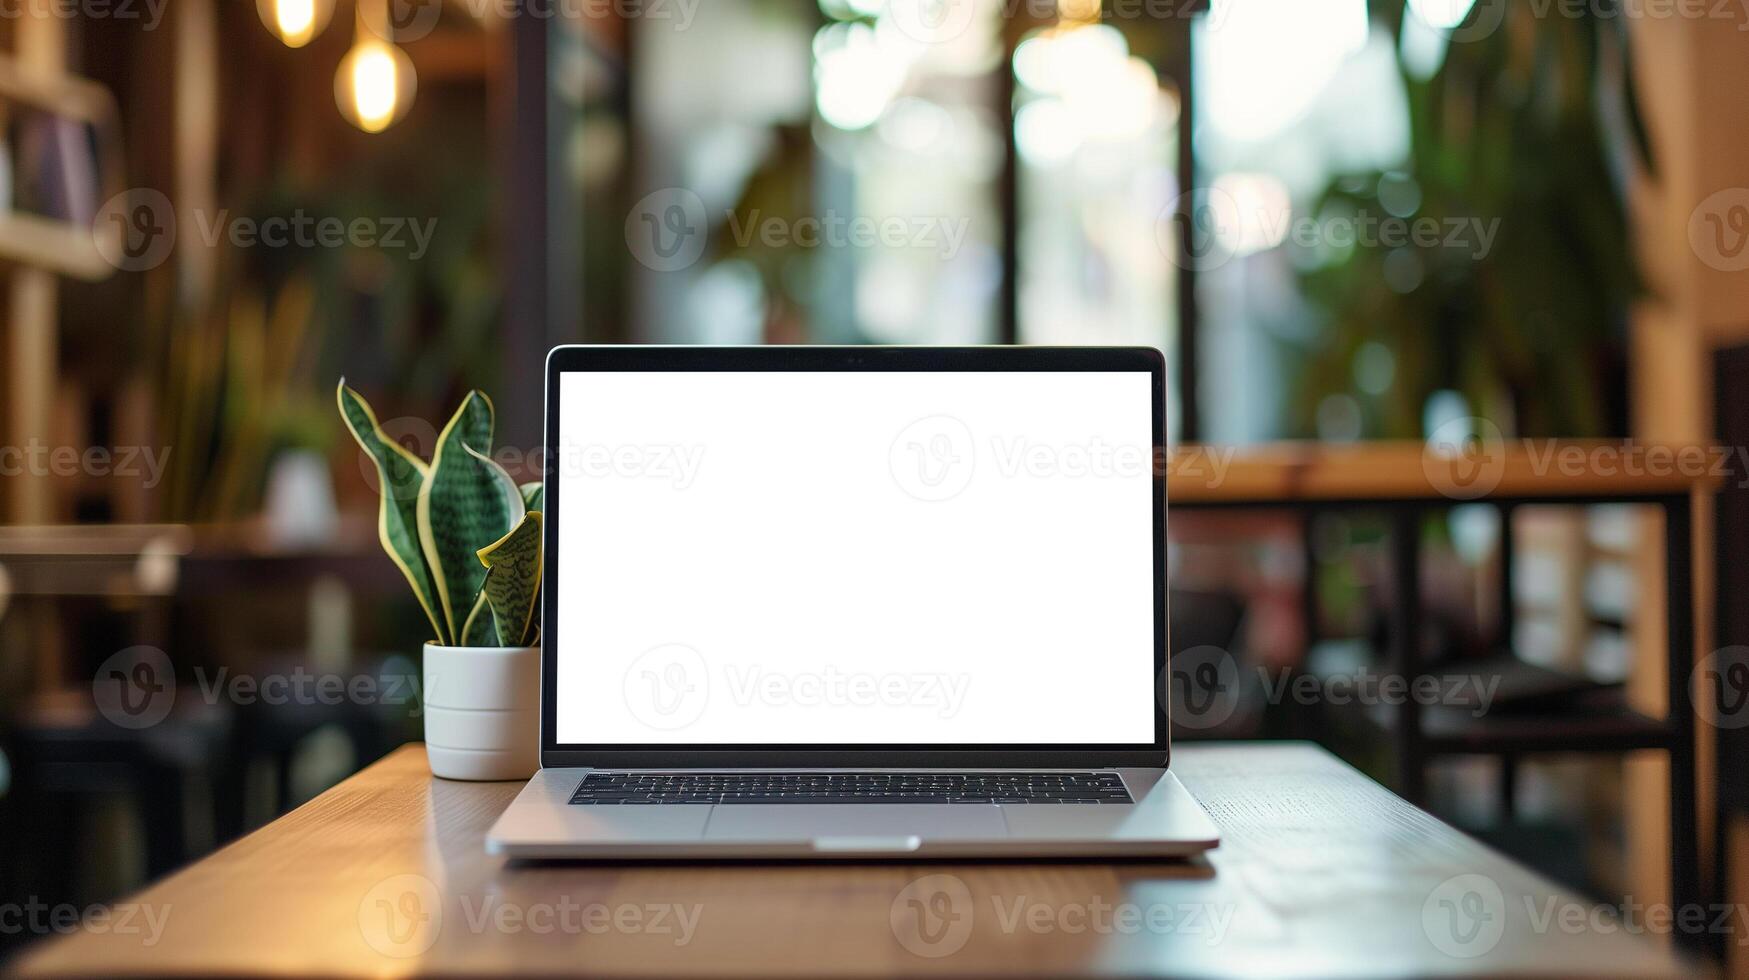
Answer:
538;345;1170;770
1712;343;1749;961
1178;490;1700;937
501;0;559;443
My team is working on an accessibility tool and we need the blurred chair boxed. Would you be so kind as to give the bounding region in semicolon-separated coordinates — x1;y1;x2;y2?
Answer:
0;526;223;895
11;688;232;882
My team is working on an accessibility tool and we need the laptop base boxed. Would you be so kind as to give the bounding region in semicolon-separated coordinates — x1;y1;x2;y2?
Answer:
487;767;1219;859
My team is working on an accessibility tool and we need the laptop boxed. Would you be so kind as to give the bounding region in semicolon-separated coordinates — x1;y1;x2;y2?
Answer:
487;345;1220;858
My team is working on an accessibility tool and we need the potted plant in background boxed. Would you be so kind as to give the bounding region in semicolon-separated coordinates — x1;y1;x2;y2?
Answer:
1291;0;1653;438
337;381;544;780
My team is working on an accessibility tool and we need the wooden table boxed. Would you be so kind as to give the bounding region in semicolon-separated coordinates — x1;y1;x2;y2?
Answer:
11;743;1699;978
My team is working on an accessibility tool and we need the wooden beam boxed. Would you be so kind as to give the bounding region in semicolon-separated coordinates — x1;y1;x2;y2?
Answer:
5;0;67;526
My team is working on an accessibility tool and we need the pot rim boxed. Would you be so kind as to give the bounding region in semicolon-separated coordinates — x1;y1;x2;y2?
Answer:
422;642;539;653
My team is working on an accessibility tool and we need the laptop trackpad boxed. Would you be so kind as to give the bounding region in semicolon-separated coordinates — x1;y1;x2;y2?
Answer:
705;805;1006;843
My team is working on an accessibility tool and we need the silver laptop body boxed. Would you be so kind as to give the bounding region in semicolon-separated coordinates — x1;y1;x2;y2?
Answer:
488;345;1220;859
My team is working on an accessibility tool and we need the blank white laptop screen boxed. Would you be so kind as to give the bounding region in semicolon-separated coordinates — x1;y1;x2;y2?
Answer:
553;370;1157;745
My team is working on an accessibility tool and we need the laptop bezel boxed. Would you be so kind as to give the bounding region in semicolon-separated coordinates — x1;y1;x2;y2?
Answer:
539;345;1170;769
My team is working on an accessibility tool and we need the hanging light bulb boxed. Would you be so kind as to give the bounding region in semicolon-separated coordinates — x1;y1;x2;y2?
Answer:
334;0;416;133
335;35;416;133
257;0;335;48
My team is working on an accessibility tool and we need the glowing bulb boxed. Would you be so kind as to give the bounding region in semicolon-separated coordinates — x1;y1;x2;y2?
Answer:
335;39;416;134
353;47;396;129
279;0;314;39
257;0;334;48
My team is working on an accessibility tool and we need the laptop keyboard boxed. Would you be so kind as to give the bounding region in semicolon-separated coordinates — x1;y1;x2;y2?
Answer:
567;772;1134;805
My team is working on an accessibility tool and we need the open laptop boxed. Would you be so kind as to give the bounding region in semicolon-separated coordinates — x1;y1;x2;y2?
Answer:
487;345;1219;858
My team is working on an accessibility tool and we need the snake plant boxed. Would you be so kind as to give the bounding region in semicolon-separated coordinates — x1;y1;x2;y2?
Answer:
337;381;543;647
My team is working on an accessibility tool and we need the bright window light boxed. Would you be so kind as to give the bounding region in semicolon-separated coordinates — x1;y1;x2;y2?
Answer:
1408;0;1478;30
1200;0;1370;143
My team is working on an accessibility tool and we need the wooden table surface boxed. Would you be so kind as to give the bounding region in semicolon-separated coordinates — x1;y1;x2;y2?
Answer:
10;743;1698;978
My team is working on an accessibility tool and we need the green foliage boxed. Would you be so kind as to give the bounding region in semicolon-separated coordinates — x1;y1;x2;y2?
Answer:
518;481;544;513
479;512;544;647
336;382;445;642
1293;0;1650;437
337;381;542;647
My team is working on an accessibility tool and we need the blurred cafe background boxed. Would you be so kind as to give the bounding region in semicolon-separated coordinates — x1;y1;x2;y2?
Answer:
5;0;1749;970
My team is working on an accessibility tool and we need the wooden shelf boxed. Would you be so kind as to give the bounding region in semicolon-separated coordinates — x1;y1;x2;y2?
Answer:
1169;440;1722;505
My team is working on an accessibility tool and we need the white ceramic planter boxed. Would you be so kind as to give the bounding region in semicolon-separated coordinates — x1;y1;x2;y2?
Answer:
422;643;540;781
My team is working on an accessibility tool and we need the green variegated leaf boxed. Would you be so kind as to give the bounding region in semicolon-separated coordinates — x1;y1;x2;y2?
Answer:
477;511;542;648
417;391;523;644
460;592;498;647
518;481;543;513
465;445;526;525
336;381;445;643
